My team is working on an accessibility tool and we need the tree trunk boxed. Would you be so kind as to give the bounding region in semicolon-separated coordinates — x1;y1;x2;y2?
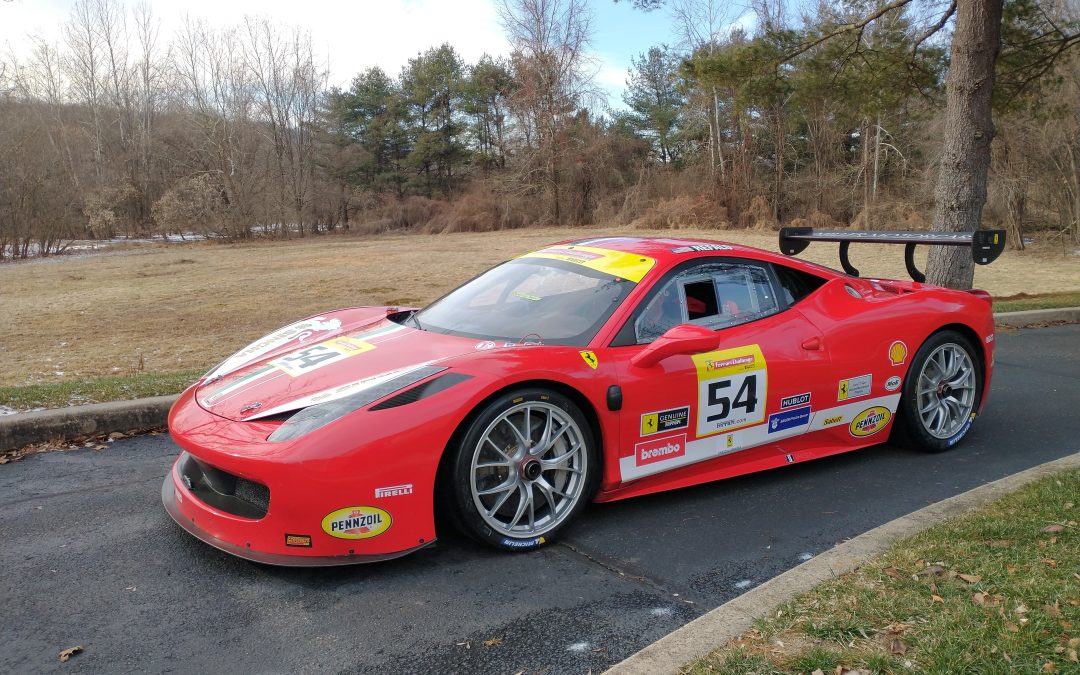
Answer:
925;0;1004;289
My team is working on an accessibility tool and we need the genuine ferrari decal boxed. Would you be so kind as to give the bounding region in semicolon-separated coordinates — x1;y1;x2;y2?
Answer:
579;350;599;369
635;434;686;466
767;406;811;434
780;392;811;409
885;375;902;391
321;506;392;539
837;374;871;401
520;245;656;283
271;336;375;377
849;406;892;437
888;340;909;366
205;316;343;380
692;345;767;437
284;534;312;547
640;406;690;436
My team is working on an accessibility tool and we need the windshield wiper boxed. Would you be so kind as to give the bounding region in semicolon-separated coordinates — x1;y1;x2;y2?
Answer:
406;310;423;331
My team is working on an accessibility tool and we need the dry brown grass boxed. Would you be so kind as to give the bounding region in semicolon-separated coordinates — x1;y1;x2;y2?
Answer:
1;226;1077;387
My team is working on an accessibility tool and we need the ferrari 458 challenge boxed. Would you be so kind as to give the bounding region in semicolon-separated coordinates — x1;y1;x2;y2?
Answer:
163;228;1005;565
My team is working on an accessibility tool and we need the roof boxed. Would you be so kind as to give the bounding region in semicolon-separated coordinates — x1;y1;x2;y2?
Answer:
558;235;754;258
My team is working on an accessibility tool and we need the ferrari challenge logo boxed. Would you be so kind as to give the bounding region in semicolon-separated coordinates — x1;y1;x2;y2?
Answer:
321;506;392;539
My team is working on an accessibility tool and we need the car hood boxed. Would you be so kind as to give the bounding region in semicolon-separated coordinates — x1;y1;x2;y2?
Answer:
196;308;479;421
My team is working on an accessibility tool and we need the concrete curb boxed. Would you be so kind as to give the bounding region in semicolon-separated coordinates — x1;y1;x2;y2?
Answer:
604;450;1080;675
994;306;1080;327
0;395;177;452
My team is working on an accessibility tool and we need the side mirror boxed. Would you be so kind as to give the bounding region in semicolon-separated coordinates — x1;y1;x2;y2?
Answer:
630;324;721;369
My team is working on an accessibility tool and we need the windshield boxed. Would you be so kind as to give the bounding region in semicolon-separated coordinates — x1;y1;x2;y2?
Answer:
410;258;636;346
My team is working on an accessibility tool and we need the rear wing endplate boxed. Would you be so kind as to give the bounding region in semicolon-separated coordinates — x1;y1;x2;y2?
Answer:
778;227;1006;282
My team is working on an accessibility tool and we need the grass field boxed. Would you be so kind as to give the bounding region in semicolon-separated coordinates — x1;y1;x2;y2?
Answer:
685;469;1080;674
0;226;1077;399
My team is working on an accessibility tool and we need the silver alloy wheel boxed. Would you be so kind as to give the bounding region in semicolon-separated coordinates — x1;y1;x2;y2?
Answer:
916;343;977;439
470;401;587;538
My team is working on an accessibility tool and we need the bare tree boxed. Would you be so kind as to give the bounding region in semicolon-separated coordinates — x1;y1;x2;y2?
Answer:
499;0;594;223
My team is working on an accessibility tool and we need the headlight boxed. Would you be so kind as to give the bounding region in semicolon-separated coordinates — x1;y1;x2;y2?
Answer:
266;365;447;442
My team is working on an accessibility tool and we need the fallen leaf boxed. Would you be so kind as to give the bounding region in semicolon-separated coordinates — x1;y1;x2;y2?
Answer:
1015;603;1030;615
108;431;126;440
988;540;1013;548
957;573;982;584
972;592;989;605
1040;523;1064;533
1068;649;1077;663
58;646;83;662
1044;559;1058;568
1007;564;1018;574
883;566;904;580
1005;622;1020;633
1043;603;1062;618
889;638;908;655
483;637;502;647
931;594;944;604
1042;662;1056;673
917;565;946;577
812;670;825;675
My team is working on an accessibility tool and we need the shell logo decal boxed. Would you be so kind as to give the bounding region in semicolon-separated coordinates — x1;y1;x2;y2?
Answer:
321;506;392;539
850;406;892;438
888;340;908;366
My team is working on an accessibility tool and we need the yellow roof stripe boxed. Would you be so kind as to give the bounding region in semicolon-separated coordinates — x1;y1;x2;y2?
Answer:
519;245;656;283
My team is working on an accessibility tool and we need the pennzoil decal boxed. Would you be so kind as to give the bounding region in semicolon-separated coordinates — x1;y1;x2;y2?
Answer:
692;345;767;437
849;406;892;437
321;506;392;539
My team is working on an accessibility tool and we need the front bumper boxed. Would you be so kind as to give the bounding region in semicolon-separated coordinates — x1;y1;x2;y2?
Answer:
162;470;432;566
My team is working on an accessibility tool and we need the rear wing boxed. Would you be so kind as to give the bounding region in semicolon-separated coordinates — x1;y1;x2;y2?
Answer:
778;227;1006;282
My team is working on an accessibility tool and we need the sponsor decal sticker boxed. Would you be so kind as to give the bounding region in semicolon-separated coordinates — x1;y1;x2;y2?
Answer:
519;245;656;283
837;374;872;401
285;534;312;547
635;434;686;466
849;406;892;437
501;536;546;549
885;375;902;391
985;334;994;344
785;453;795;464
375;484;413;499
888;340;909;366
640;406;690;436
780;392;811;409
767;406;812;434
726;434;735;449
579;350;599;369
475;340;496;351
271;336;376;377
692;344;768;436
205;316;343;380
671;243;734;253
321;506;392;540
823;415;844;426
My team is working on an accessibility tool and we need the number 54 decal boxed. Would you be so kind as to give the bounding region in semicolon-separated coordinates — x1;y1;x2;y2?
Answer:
691;345;768;436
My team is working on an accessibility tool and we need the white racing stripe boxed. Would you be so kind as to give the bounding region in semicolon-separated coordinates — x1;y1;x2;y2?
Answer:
619;394;902;482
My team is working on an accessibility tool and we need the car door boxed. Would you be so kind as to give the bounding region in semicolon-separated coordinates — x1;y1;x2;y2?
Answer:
607;258;833;484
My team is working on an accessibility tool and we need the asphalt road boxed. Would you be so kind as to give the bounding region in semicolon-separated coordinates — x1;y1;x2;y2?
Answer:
2;324;1078;674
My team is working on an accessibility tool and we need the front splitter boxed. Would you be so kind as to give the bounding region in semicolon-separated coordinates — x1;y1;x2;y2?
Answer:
161;475;434;567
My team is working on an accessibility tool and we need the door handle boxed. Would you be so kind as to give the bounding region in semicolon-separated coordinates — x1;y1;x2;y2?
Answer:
801;337;823;351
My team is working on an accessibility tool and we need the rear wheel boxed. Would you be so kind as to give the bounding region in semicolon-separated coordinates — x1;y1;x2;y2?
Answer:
895;330;983;452
446;388;597;551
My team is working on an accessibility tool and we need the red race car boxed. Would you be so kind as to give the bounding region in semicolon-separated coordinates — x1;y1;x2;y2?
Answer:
163;229;1004;565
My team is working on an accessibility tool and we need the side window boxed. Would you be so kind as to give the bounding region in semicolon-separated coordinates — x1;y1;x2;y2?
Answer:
773;264;826;306
633;262;780;344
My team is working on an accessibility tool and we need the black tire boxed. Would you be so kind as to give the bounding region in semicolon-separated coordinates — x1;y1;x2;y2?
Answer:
894;330;984;453
444;388;598;551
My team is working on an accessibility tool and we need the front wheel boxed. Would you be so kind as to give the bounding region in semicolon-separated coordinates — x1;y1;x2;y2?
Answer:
445;388;597;551
895;330;983;452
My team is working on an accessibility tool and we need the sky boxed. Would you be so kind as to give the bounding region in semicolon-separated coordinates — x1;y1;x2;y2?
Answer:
0;0;752;110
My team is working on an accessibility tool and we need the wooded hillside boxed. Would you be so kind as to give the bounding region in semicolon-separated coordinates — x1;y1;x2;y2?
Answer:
1;0;1078;260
